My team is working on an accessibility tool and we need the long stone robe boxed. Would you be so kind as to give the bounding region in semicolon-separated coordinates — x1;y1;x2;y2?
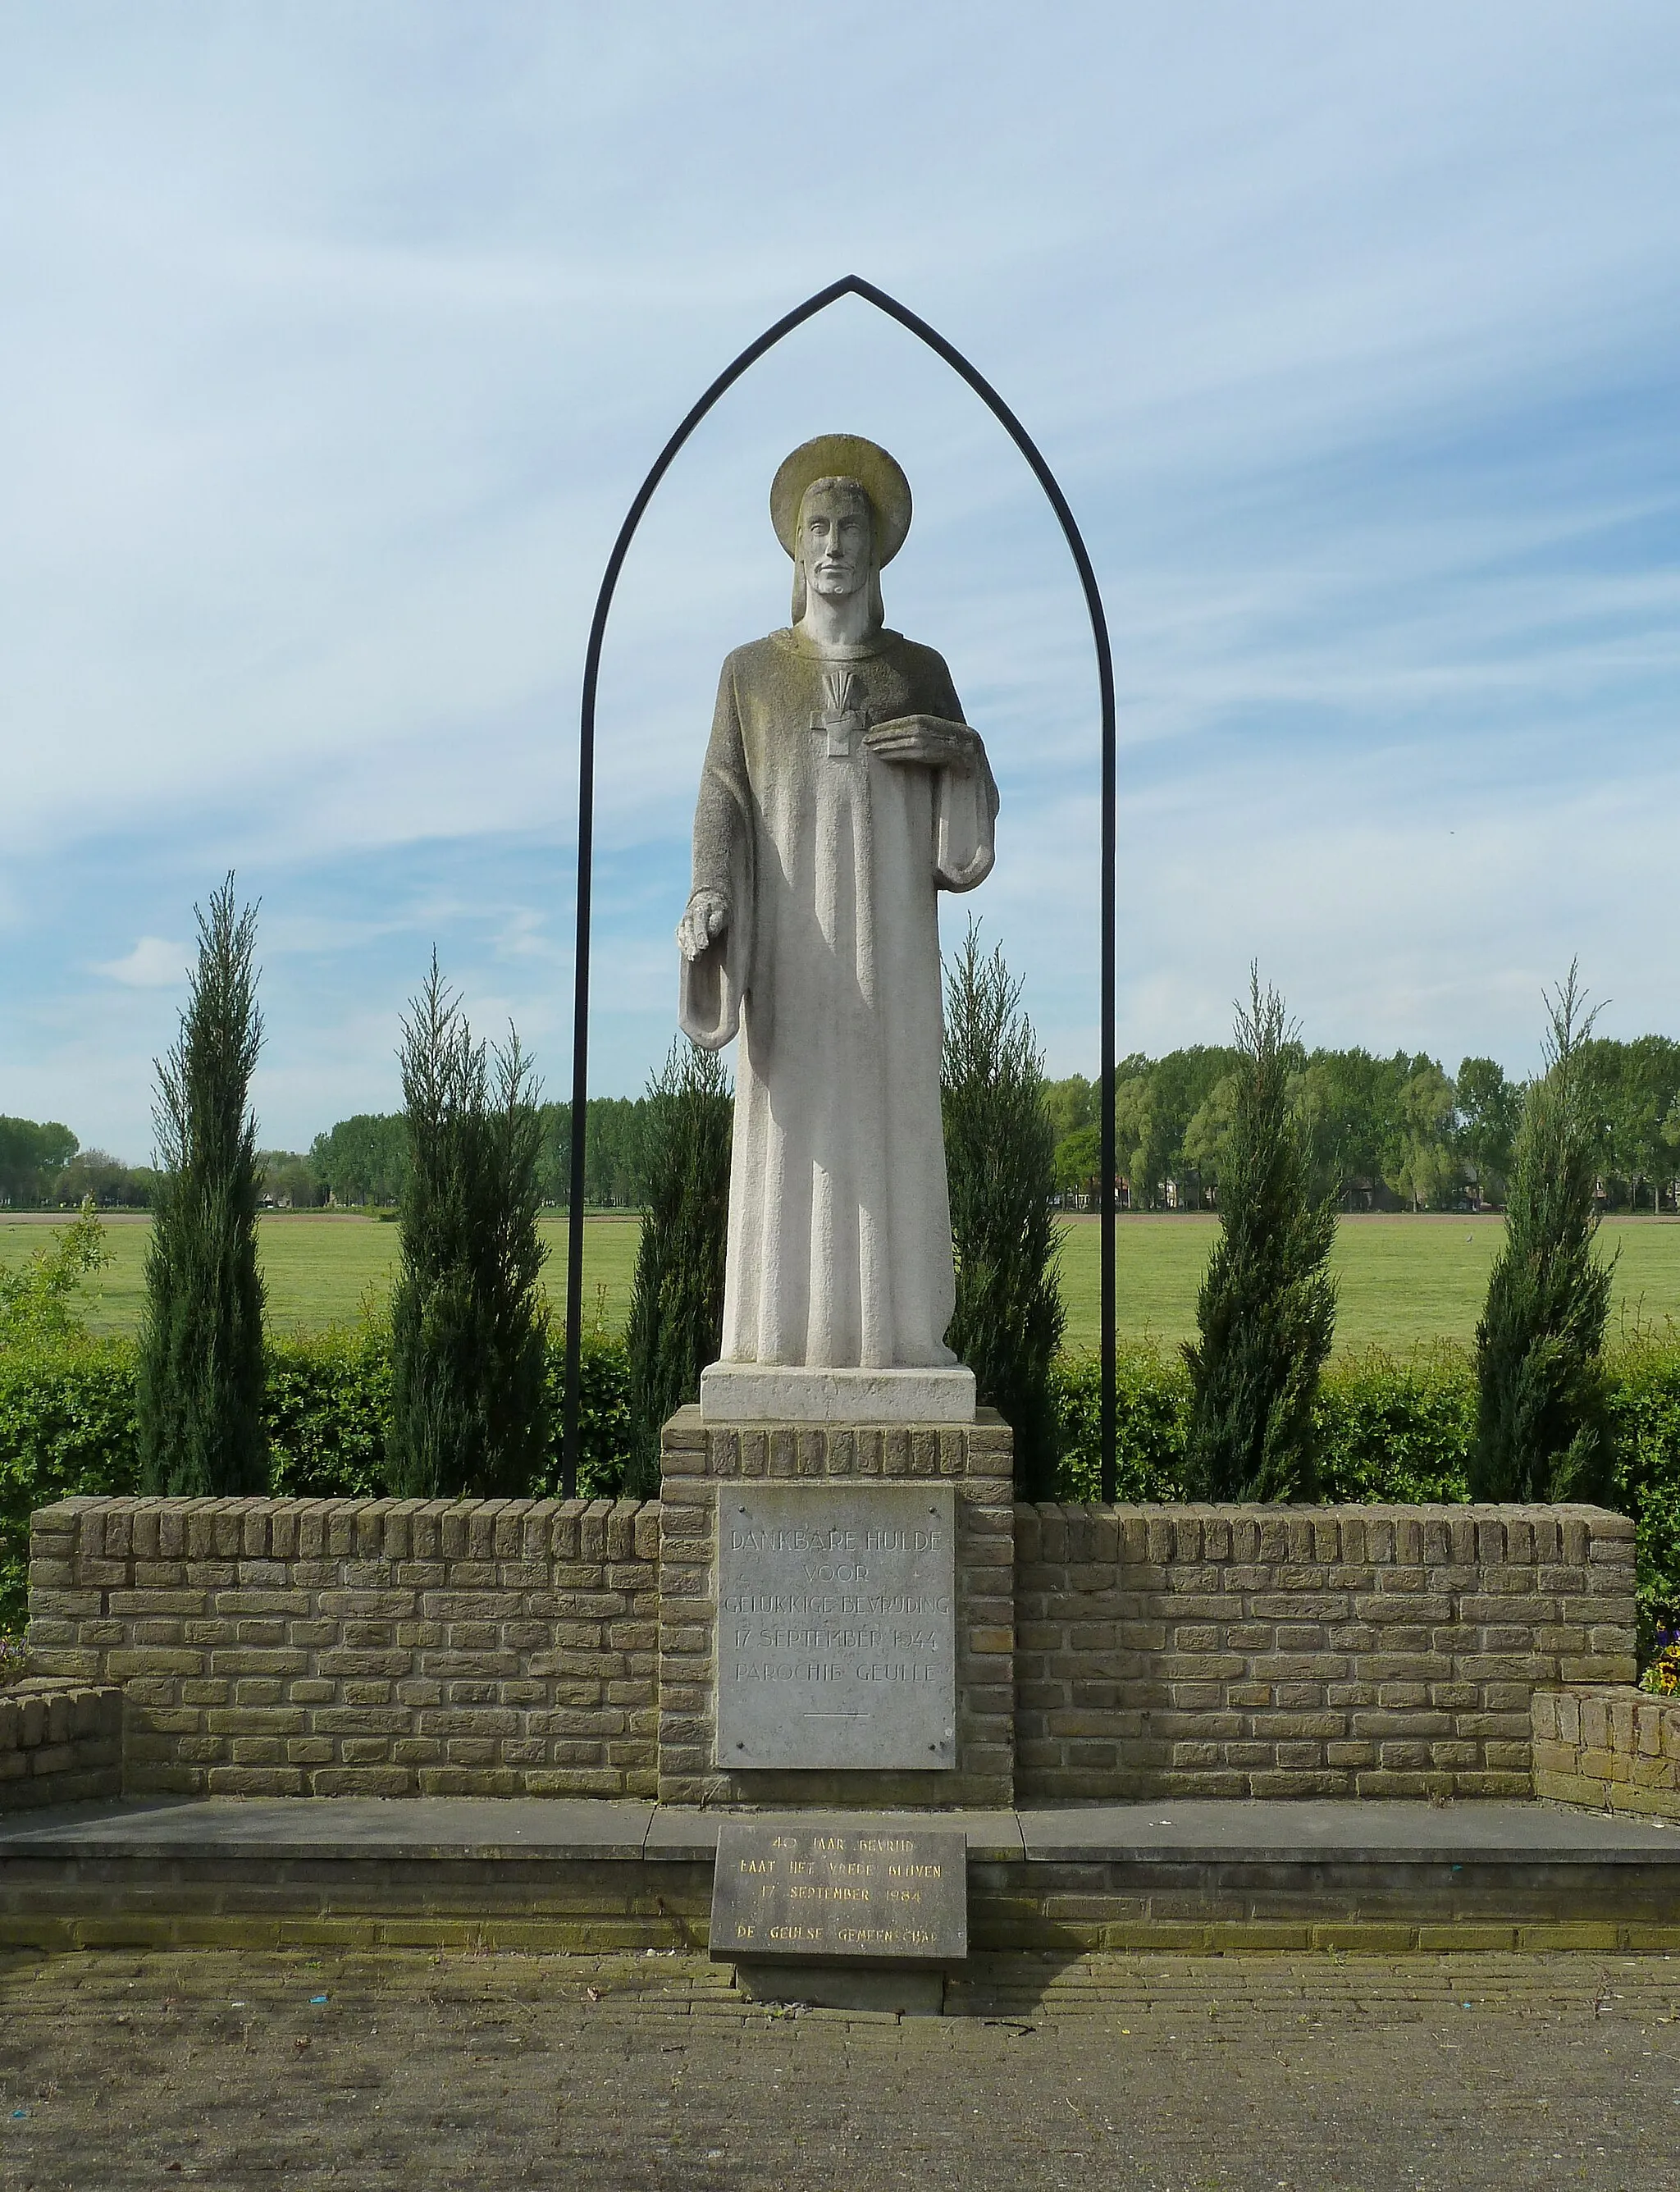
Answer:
679;626;998;1369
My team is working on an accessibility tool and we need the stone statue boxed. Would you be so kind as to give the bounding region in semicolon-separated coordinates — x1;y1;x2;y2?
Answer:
677;434;998;1419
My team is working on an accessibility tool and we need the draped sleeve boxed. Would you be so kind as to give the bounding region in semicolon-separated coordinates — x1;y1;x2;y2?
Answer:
922;657;999;894
678;653;756;1049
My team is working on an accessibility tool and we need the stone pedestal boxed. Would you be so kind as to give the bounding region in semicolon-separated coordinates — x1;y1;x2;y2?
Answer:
655;1407;1015;1809
699;1363;976;1423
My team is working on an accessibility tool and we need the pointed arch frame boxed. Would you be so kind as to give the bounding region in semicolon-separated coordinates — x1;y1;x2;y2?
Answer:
562;275;1118;1497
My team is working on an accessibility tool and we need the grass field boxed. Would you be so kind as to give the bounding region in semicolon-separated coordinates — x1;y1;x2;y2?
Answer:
0;1212;646;1342
7;1208;1680;1355
1071;1212;1680;1354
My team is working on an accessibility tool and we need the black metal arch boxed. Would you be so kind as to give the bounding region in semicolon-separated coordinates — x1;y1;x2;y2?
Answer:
562;274;1118;1499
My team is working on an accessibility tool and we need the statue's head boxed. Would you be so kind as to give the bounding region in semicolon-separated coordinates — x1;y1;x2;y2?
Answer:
793;477;875;622
771;435;911;631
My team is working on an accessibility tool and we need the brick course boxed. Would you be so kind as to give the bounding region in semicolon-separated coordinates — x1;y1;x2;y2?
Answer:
27;1496;660;1798
0;1678;123;1809
27;1491;1634;1805
1532;1684;1680;1820
1016;1503;1637;1802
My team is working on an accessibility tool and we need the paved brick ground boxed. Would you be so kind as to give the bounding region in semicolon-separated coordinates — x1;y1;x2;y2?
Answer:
2;1947;1678;2190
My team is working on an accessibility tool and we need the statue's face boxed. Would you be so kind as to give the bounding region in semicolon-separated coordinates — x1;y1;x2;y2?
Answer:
799;484;872;602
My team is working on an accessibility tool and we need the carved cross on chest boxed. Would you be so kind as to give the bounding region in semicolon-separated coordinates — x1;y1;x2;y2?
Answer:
810;668;870;759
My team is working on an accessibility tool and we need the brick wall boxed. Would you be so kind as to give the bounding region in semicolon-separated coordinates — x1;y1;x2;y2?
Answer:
1016;1504;1637;1802
0;1679;122;1810
27;1493;1637;1805
26;1496;659;1797
1532;1686;1680;1820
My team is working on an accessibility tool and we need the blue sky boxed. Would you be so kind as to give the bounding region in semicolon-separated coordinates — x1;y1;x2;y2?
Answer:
2;3;1678;1160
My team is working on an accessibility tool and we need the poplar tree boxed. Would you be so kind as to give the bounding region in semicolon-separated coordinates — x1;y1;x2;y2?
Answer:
1472;966;1614;1502
1183;972;1336;1501
138;877;268;1495
624;1039;732;1496
943;925;1066;1496
386;958;548;1498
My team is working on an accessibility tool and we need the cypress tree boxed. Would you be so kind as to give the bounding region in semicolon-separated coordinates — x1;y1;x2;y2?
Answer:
942;924;1066;1496
138;876;267;1496
386;957;548;1498
1183;972;1336;1501
1472;966;1614;1502
624;1039;732;1496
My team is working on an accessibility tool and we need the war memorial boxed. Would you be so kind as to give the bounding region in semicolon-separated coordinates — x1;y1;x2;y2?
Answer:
2;400;1677;2025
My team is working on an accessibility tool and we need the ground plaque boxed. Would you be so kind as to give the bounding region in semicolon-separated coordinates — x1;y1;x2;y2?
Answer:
714;1483;956;1770
710;1820;967;1967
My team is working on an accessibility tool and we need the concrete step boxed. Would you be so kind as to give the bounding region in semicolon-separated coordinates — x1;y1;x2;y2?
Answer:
0;1797;1675;1956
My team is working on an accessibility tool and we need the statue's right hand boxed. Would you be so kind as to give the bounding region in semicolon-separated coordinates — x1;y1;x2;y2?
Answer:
677;888;730;962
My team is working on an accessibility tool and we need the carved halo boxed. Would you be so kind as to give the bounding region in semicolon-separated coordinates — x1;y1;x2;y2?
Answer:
770;434;913;567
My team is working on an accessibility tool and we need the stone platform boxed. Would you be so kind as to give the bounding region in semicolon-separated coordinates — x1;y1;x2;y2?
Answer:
0;1797;1673;1957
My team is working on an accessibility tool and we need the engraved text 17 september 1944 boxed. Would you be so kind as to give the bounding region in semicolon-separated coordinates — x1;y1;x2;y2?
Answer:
709;1821;967;1964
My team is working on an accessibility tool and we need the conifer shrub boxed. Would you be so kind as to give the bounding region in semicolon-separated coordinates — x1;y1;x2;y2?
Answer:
943;925;1066;1496
137;878;268;1496
1182;974;1337;1500
1472;969;1615;1503
623;1040;732;1496
386;959;549;1499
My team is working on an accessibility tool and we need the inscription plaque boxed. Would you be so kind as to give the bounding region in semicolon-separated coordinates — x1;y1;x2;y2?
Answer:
710;1821;967;1965
715;1483;956;1770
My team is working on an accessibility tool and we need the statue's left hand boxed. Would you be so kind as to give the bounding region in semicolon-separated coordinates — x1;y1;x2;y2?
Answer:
864;715;979;771
677;888;730;962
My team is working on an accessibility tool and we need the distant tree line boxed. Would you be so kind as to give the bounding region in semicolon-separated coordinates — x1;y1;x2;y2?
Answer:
0;1102;664;1216
1047;1034;1680;1215
0;1117;308;1214
0;1118;158;1209
304;1102;653;1210
11;1032;1680;1222
305;1114;404;1205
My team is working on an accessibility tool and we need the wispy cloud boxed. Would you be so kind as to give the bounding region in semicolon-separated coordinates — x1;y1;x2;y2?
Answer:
2;3;1678;1154
91;937;189;990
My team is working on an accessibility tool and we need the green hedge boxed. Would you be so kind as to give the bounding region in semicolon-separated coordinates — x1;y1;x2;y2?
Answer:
4;1333;1678;1653
0;1330;629;1633
1052;1345;1478;1505
0;1341;143;1630
1605;1338;1680;1654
